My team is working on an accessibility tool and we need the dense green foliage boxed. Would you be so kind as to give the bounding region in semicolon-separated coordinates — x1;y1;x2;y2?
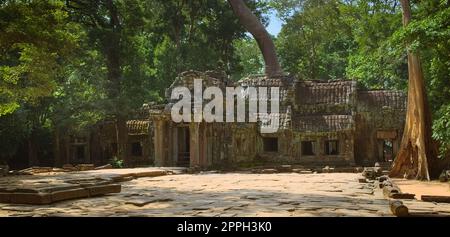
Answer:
270;0;449;155
0;0;449;164
0;0;266;165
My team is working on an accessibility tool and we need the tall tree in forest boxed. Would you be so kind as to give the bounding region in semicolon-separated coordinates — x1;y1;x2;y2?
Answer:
0;0;81;166
389;0;437;180
275;0;355;80
66;0;131;163
148;0;262;85
228;0;283;77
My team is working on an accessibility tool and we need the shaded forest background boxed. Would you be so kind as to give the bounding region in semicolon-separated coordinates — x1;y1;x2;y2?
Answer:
0;0;449;167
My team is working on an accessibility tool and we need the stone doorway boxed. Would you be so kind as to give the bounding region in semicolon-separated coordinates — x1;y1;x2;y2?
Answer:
177;126;190;167
382;139;394;162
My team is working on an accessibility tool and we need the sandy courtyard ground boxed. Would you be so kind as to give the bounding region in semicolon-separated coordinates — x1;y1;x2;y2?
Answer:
0;172;397;217
393;179;450;200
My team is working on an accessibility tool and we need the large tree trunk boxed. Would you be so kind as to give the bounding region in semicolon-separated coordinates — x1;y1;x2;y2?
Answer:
389;0;437;180
105;0;128;164
115;115;128;165
228;0;283;77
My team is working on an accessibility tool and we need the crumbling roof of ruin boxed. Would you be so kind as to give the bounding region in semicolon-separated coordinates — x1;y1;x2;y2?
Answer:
166;70;229;94
238;74;295;87
258;110;291;130
358;90;406;110
295;80;357;105
292;115;354;132
127;120;150;135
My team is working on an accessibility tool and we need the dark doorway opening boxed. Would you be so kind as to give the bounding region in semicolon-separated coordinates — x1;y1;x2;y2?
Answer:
131;142;143;156
177;127;190;167
76;146;85;161
302;141;316;156
263;137;278;152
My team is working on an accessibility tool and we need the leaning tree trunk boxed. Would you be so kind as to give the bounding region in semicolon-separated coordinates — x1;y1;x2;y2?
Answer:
389;0;437;180
228;0;283;77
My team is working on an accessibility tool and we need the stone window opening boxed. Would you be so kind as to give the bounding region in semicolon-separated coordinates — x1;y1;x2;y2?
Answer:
131;142;143;156
263;137;278;152
302;141;316;156
325;140;339;155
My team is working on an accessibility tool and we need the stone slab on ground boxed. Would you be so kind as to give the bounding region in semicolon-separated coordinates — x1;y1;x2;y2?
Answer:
0;167;181;205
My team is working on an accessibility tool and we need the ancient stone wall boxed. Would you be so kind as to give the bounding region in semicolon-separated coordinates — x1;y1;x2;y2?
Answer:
148;71;406;169
355;90;406;165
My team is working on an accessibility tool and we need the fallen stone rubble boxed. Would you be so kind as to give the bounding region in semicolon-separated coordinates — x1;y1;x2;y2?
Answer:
0;165;8;177
368;172;450;217
358;166;416;217
250;165;366;174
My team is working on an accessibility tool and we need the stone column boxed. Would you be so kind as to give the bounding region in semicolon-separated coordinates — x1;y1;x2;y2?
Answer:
154;119;165;167
172;126;178;165
200;123;208;167
190;123;200;167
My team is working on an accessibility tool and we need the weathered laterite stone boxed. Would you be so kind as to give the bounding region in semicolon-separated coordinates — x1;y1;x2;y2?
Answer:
51;188;90;202
132;170;167;178
10;193;52;205
0;193;11;203
87;184;121;196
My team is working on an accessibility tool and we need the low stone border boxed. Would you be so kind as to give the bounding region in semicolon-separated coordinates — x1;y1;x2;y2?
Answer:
374;175;416;217
358;168;417;217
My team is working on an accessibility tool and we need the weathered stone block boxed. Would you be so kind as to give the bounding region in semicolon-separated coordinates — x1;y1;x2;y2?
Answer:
76;164;95;171
422;195;450;203
51;188;90;202
362;167;379;179
0;193;11;203
277;165;292;172
334;167;356;173
260;169;277;174
322;166;335;173
132;170;167;178
390;193;415;199
87;184;121;196
62;164;77;171
37;184;81;193
10;188;40;193
0;165;9;176
10;193;52;204
112;175;134;182
378;175;389;183
439;171;448;182
94;164;113;170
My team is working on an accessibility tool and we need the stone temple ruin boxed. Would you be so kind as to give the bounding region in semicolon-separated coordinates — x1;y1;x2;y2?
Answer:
55;71;406;169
